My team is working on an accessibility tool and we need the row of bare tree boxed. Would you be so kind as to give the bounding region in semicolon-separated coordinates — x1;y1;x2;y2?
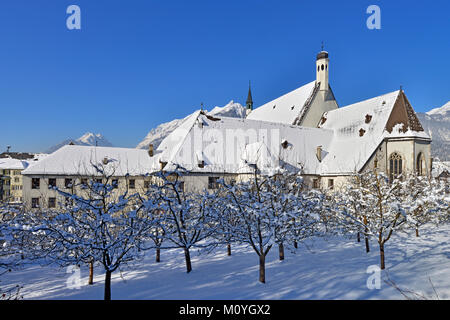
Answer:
0;166;448;299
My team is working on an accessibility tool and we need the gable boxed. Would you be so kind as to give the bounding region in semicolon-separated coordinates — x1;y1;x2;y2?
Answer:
385;91;424;133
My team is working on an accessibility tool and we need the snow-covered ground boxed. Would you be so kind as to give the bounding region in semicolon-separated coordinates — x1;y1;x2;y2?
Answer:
2;223;450;300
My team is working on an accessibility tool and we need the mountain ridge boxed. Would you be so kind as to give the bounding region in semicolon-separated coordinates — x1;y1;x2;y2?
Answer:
45;132;113;154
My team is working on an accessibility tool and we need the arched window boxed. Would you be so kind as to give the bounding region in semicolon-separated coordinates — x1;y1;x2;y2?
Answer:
416;152;425;176
389;152;403;181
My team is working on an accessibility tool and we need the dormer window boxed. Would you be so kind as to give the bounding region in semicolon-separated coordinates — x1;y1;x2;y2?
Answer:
365;114;372;124
273;105;276;109
359;128;366;137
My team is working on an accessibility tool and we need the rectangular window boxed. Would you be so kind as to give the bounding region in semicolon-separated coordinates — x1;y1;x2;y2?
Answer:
14;177;20;183
179;181;185;192
31;197;39;208
80;178;88;187
313;179;319;189
112;179;119;189
144;180;150;189
48;178;57;189
129;179;135;189
32;178;40;189
48;197;56;208
208;177;219;190
328;179;334;190
65;178;73;188
95;178;103;184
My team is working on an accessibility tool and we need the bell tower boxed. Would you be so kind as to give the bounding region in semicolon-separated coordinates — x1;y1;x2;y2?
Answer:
316;46;329;92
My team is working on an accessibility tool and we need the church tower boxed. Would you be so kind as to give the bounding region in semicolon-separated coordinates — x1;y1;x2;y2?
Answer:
316;49;329;92
246;81;253;116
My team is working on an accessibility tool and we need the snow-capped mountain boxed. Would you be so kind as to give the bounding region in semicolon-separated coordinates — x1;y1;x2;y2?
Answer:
136;101;246;150
45;132;113;154
426;101;450;117
417;101;450;161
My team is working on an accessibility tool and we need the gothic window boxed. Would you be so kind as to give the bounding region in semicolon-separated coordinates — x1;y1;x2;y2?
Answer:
416;152;425;176
389;152;403;181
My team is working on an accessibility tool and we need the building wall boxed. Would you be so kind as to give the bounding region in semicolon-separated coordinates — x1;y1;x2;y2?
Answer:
1;169;24;203
182;173;237;193
9;169;24;203
385;138;431;177
22;175;153;210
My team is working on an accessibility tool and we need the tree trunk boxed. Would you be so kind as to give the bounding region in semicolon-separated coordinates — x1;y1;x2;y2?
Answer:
415;227;419;237
227;243;231;256
363;216;370;252
357;232;361;242
259;254;266;284
278;243;285;261
293;241;298;249
156;248;161;263
379;242;385;270
88;260;94;285
104;270;112;301
184;247;192;273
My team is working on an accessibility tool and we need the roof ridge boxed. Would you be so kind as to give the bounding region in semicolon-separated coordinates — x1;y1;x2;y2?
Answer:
292;81;321;126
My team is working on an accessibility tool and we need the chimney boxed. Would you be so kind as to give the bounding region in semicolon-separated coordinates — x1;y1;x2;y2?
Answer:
316;146;322;162
149;144;154;157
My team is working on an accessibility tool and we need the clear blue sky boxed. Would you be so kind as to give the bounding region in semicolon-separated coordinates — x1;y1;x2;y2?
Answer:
1;0;449;153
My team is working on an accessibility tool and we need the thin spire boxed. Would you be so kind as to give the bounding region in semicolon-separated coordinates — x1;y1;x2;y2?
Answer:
246;81;253;110
321;41;324;51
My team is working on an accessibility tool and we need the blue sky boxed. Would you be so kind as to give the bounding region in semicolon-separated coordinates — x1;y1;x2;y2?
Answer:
0;0;449;152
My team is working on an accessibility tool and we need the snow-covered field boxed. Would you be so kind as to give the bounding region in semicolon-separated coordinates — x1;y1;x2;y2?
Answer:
2;223;450;300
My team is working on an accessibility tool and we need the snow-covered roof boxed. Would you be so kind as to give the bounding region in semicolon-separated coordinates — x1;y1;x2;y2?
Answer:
155;111;334;175
0;158;29;170
432;161;450;178
319;90;430;175
246;81;317;125
136;101;246;150
22;145;157;177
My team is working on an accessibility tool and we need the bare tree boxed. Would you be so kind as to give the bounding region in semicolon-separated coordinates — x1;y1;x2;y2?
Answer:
15;163;158;300
145;169;219;273
335;170;408;270
219;168;322;283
